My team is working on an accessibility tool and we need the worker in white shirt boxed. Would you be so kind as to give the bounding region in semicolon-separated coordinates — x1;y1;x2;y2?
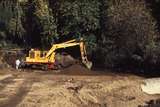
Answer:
15;59;21;70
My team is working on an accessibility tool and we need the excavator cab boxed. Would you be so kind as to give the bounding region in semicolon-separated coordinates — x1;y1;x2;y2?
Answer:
28;49;47;59
27;49;41;62
28;49;39;59
26;49;48;63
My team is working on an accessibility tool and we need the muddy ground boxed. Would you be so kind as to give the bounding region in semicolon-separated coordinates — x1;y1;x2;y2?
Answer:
0;64;160;107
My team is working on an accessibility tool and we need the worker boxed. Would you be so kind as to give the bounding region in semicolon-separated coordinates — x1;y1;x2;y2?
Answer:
15;59;21;70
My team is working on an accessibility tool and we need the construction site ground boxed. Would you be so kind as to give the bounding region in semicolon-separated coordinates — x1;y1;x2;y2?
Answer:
0;64;160;107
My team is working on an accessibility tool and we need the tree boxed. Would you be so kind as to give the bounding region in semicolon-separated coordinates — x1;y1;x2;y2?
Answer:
0;0;26;46
101;0;159;68
23;0;58;48
58;0;100;54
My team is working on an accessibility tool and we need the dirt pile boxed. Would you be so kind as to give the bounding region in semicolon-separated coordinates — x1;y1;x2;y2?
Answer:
55;54;76;68
60;64;113;76
3;52;17;68
0;49;25;68
61;64;92;75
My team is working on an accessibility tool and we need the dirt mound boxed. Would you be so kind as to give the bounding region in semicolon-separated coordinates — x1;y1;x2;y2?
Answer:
61;64;93;75
1;49;25;68
55;54;76;67
3;52;17;68
60;64;115;76
60;64;114;76
60;64;120;76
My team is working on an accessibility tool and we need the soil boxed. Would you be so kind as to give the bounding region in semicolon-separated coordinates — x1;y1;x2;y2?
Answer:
0;66;159;107
0;50;160;107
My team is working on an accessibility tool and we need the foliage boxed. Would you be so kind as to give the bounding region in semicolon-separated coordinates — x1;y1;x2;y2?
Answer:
0;31;7;47
7;17;25;39
102;0;159;68
57;0;100;37
54;0;100;55
0;0;26;45
24;0;58;48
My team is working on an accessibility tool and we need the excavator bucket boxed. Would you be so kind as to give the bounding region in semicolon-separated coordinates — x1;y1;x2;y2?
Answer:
84;61;93;69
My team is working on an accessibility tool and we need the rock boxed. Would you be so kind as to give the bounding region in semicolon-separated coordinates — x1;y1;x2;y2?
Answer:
141;78;160;94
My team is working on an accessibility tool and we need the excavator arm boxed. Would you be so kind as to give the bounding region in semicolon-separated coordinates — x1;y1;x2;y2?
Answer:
45;38;92;69
45;43;80;58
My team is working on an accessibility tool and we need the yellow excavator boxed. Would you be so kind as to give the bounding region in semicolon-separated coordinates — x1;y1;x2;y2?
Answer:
23;38;92;70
